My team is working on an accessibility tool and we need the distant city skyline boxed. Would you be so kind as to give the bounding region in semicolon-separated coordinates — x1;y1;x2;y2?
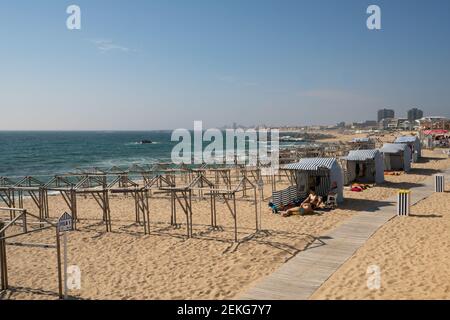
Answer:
1;0;450;130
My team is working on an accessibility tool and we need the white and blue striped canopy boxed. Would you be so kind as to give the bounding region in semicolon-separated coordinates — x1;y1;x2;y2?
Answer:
283;158;337;171
394;136;419;143
380;143;408;154
344;149;379;161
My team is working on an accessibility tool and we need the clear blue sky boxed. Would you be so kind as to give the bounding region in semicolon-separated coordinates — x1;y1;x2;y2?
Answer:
1;0;450;130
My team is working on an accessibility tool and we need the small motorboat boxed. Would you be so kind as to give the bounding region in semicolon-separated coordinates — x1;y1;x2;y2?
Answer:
139;140;153;144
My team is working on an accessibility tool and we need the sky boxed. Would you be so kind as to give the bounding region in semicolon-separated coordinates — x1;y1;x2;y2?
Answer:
0;0;450;130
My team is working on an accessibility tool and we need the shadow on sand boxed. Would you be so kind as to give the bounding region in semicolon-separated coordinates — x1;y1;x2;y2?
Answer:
409;213;443;218
415;156;444;164
229;229;333;262
339;198;394;212
410;168;442;176
381;181;425;190
0;286;84;300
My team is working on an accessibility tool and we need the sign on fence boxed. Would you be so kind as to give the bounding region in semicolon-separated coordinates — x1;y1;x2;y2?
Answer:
58;212;73;232
57;212;73;299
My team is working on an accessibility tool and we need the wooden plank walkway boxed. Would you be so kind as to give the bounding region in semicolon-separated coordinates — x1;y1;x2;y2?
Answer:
240;169;450;300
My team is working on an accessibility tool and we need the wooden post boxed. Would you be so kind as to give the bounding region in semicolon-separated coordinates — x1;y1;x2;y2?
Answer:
233;193;238;242
136;190;150;235
210;188;216;228
188;190;193;238
178;192;190;238
144;190;150;234
55;226;63;299
170;191;174;225
9;190;15;221
184;192;190;237
210;189;214;227
39;187;48;219
171;191;177;226
0;221;8;291
63;231;68;299
39;188;46;220
134;190;140;224
254;188;259;232
71;189;77;230
22;209;28;233
18;190;23;209
105;190;111;232
243;171;247;197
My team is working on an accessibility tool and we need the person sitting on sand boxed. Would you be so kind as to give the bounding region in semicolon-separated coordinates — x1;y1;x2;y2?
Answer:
280;189;323;217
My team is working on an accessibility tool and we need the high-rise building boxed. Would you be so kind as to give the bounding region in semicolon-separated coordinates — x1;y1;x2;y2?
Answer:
377;109;395;122
407;108;424;122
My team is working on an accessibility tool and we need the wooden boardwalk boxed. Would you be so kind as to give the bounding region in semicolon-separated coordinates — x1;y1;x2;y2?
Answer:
240;169;449;300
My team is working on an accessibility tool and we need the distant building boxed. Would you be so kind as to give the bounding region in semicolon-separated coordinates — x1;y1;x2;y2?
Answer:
379;118;410;130
398;118;411;130
377;109;395;122
363;120;378;127
417;116;450;130
379;118;389;130
351;120;378;129
407;108;424;122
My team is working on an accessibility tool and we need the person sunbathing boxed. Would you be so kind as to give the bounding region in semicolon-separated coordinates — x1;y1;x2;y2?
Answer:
280;190;323;217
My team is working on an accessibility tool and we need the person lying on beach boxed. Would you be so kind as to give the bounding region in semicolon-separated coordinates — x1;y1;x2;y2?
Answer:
280;190;323;217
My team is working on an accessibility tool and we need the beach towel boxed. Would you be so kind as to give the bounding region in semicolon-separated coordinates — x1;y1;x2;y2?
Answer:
268;202;279;214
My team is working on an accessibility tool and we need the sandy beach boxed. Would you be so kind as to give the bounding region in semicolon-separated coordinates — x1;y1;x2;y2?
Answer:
1;178;355;300
2;132;449;300
311;183;450;300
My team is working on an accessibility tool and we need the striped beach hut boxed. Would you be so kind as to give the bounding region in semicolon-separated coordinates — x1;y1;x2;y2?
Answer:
283;158;344;203
394;136;421;162
380;143;411;172
342;149;384;184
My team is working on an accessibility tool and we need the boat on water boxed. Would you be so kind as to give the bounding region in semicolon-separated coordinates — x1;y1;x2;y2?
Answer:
138;140;153;144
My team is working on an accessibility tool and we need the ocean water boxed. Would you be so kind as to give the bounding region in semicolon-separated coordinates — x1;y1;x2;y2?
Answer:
0;131;303;180
0;131;175;179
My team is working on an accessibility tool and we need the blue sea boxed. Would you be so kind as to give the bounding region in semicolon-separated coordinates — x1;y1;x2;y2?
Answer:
0;131;176;179
0;131;303;180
